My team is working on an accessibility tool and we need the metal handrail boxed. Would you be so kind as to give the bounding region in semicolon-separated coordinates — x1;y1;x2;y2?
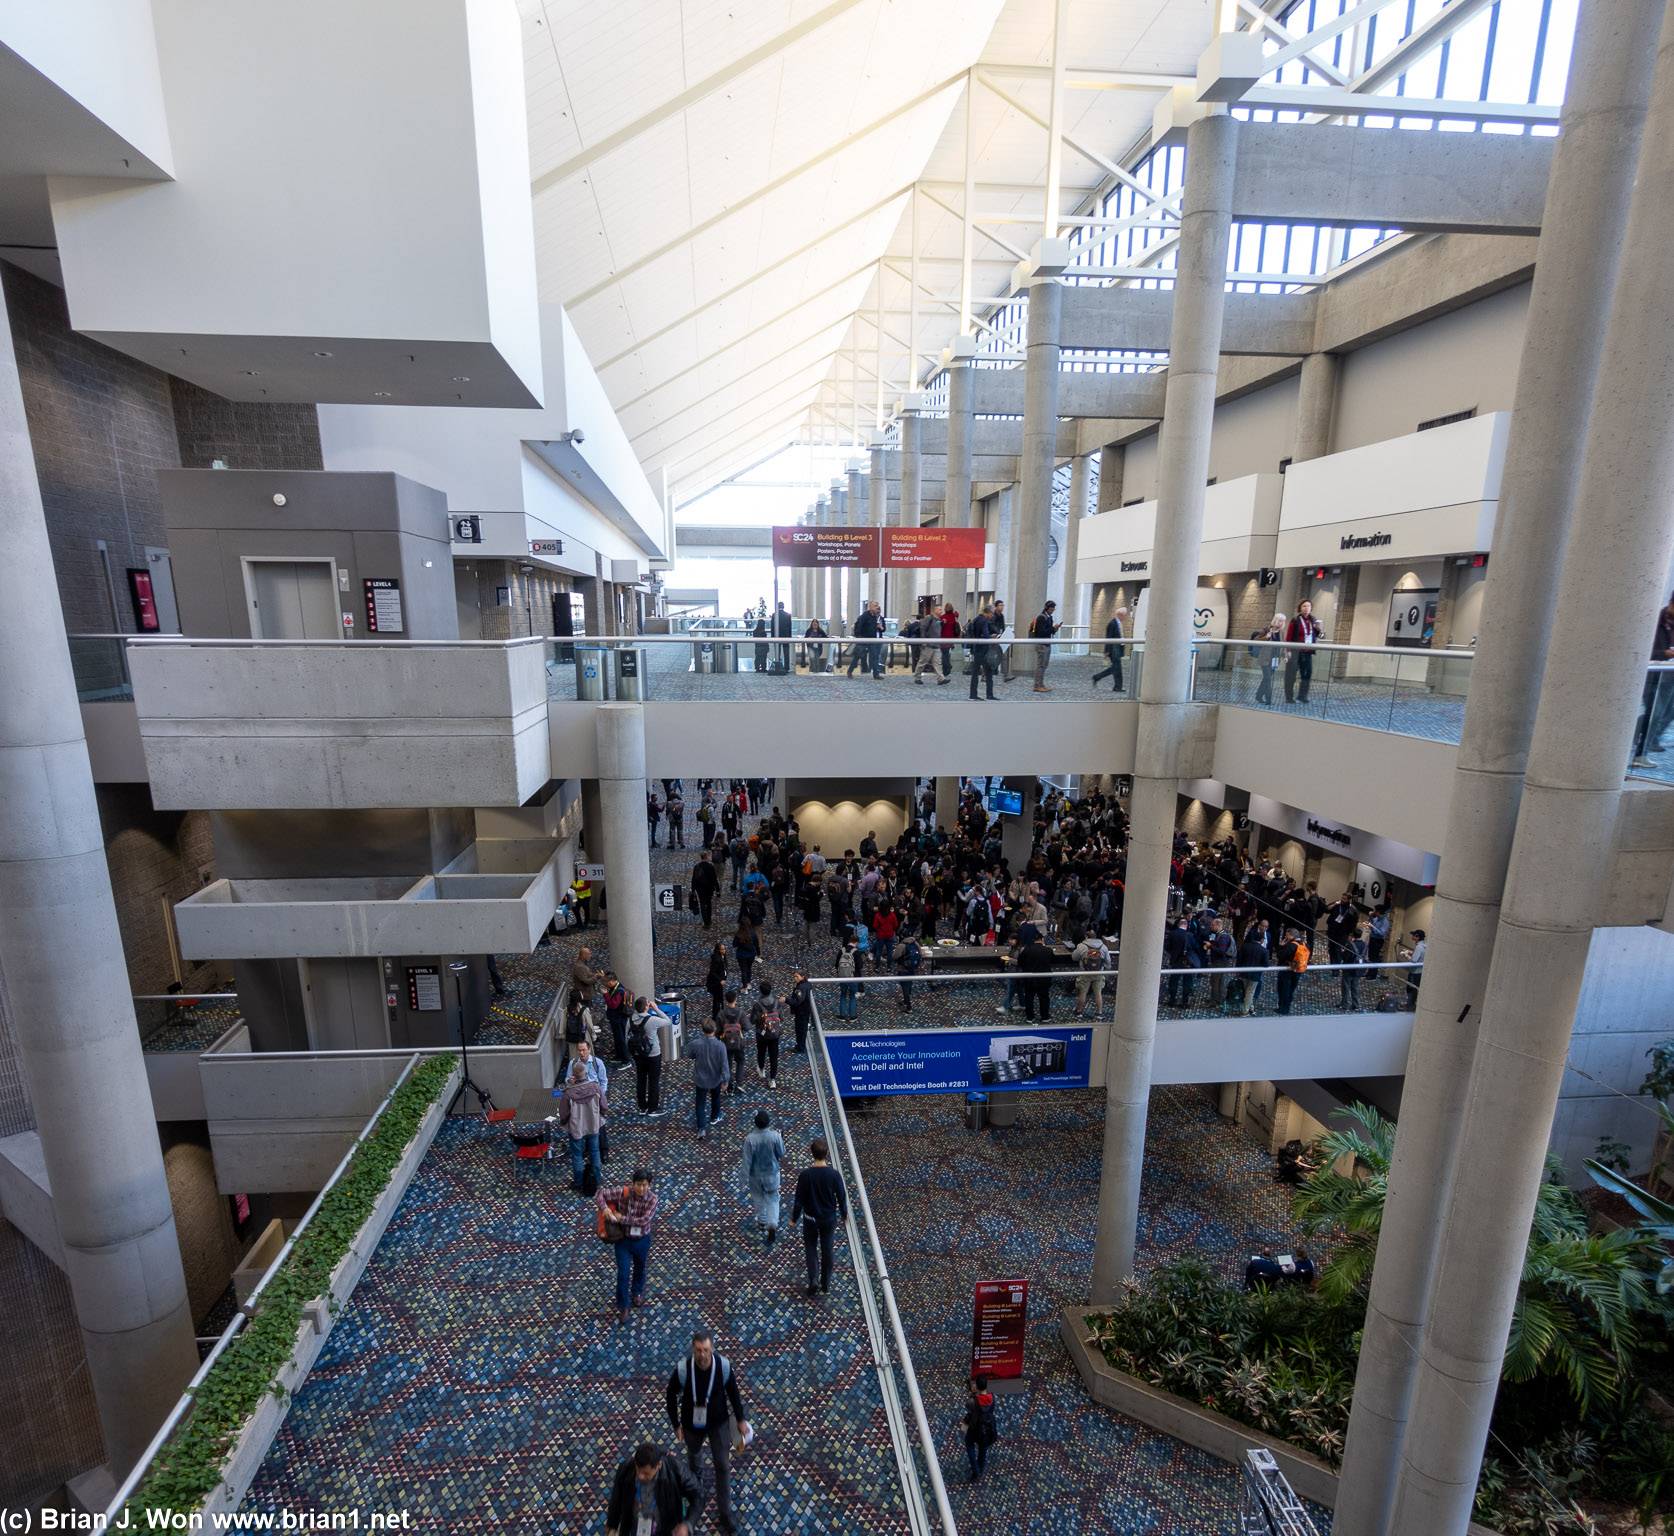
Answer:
104;1051;430;1520
811;1001;960;1536
1209;636;1477;659
114;635;549;649
803;996;936;1536
798;961;1421;984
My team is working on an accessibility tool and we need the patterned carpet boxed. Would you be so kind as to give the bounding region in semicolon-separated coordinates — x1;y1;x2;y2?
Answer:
244;834;1337;1533
847;1084;1333;1535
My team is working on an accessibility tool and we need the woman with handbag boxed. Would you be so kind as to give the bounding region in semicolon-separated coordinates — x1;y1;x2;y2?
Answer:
705;942;728;1020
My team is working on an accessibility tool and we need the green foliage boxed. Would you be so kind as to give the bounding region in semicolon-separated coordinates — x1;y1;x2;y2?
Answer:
1085;1256;1363;1467
1641;1039;1674;1103
1291;1100;1392;1304
127;1054;457;1516
1584;1158;1674;1296
1591;1136;1631;1176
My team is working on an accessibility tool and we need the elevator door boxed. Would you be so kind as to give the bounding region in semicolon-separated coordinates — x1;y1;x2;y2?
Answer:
248;560;339;639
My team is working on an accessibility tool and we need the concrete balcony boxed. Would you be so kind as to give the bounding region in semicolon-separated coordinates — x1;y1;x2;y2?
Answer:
129;637;550;810
172;838;562;960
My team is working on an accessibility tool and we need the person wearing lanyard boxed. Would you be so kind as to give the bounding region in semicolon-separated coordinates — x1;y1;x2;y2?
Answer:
665;1329;750;1536
604;1441;701;1536
597;1168;659;1322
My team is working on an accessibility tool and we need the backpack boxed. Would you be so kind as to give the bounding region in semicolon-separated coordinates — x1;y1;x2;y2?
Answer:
564;1007;588;1044
973;1393;998;1446
1227;976;1247;1008
836;949;856;978
900;940;921;973
677;1353;733;1397
743;891;767;925
719;1010;744;1047
759;1006;781;1039
580;1161;598;1197
1291;941;1310;974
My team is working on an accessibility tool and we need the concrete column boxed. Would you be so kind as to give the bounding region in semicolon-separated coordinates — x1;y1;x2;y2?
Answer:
870;436;888;614
1097;443;1125;513
1089;112;1239;1302
848;464;868;611
1063;451;1094;641
1388;7;1674;1531
0;272;196;1470
814;495;830;625
594;705;655;1002
1337;8;1660;1531
901;411;923;614
1293;351;1338;465
994;489;1015;613
1014;278;1063;632
935;775;959;832
945;354;976;615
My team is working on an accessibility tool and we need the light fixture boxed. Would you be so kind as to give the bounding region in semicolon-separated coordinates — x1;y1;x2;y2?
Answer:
240;369;259;376
313;350;333;358
272;494;287;507
451;375;470;382
374;391;391;397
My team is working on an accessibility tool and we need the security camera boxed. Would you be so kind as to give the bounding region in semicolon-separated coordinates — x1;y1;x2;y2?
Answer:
567;428;586;445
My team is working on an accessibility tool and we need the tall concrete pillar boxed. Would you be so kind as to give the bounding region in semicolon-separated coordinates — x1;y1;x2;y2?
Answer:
1337;8;1660;1530
581;778;605;860
0;274;196;1471
1013;278;1063;632
870;435;888;614
814;495;830;625
935;775;959;832
1062;451;1094;640
945;349;976;616
1097;443;1125;512
1293;351;1338;465
595;705;655;1002
900;410;923;614
848;463;868;611
994;489;1015;613
1389;7;1674;1531
1089;112;1239;1301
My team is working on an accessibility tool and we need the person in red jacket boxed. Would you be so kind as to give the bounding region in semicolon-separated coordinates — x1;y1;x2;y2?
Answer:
1284;599;1323;704
938;603;961;679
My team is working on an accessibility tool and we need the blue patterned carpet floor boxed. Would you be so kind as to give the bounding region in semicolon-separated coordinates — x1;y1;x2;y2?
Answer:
245;838;1334;1533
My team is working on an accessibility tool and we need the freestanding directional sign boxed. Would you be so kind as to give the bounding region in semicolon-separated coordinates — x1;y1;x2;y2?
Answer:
970;1278;1029;1380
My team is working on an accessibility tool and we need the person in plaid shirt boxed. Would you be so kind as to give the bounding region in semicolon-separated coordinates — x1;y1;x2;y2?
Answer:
598;1167;659;1321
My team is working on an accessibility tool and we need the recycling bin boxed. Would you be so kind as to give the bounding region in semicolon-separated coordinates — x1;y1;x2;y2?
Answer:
574;646;607;700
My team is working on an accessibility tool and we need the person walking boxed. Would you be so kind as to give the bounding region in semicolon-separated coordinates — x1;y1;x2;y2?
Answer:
1284;600;1322;704
667;787;685;850
666;1330;750;1536
1236;926;1268;1016
560;990;595;1083
964;1377;998;1482
558;1058;606;1194
847;600;884;678
1090;609;1127;693
1029;600;1060;692
752;994;781;1088
704;940;728;1020
772;601;794;674
629;995;666;1116
731;920;759;990
647;792;663;847
605;1442;701;1536
1019;930;1054;1020
742;1109;786;1243
1402;929;1427;1011
894;932;921;1012
690;1019;730;1140
717;989;747;1093
967;605;998;701
1252;614;1285;706
834;933;859;1020
571;868;594;928
597;1167;659;1322
937;601;961;678
913;602;953;684
691;850;719;930
790;1137;849;1297
787;968;813;1054
752;610;769;673
1275;927;1308;1015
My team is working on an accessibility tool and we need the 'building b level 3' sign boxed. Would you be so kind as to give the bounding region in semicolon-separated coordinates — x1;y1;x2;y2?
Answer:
772;526;986;568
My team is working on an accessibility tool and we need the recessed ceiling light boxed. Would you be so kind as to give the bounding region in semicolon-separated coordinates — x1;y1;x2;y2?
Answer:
374;391;391;397
451;376;470;382
313;350;333;358
240;369;259;376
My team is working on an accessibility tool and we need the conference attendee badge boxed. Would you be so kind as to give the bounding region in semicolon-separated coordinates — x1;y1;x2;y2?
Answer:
637;1517;654;1536
630;1224;642;1237
692;1405;708;1429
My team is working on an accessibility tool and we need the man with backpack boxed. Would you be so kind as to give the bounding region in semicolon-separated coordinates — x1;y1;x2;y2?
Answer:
1028;599;1060;692
690;850;719;929
1072;934;1110;1019
913;603;953;683
1275;927;1309;1015
628;996;666;1116
894;933;922;1012
964;1376;999;1481
665;1329;750;1536
751;990;782;1088
716;989;746;1093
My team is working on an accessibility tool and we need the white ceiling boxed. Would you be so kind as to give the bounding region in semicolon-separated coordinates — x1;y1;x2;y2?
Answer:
519;0;1211;504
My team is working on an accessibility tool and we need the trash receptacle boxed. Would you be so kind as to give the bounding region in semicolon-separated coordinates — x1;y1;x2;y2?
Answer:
712;640;736;673
575;646;607;700
692;641;712;674
987;1090;1019;1128
614;646;649;700
658;992;685;1061
965;1092;988;1132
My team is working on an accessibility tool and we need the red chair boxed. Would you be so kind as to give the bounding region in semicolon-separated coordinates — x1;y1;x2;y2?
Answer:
486;1108;516;1124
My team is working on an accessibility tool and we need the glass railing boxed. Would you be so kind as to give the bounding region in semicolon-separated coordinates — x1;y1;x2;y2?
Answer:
805;962;1420;1030
1191;638;1472;745
67;633;134;702
546;633;1145;702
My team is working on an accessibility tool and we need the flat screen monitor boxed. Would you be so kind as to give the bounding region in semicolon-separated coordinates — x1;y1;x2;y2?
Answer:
988;787;1023;817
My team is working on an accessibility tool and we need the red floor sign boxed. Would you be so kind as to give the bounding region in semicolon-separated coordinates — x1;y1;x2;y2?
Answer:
970;1278;1029;1379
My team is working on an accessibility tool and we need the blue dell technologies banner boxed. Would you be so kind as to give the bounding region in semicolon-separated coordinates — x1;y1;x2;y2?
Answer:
824;1027;1094;1096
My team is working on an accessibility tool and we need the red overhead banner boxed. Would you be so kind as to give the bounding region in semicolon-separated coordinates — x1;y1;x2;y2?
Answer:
772;526;986;568
970;1278;1029;1379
